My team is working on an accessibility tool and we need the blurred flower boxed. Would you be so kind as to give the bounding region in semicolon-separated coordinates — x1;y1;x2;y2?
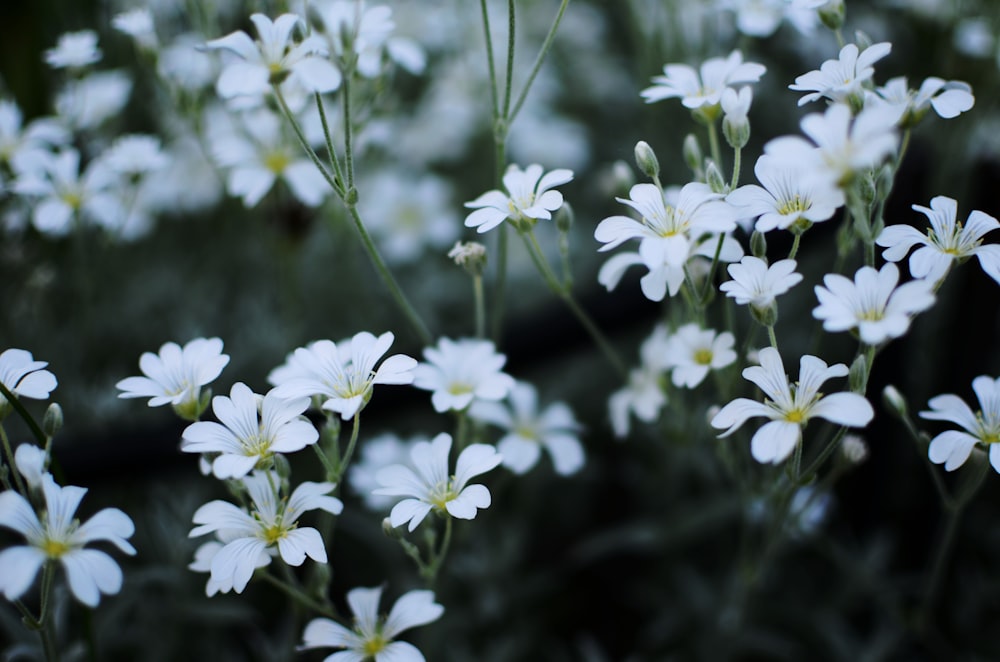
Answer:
0;348;57;414
813;263;935;345
102;134;169;177
181;383;318;479
189;472;342;594
877;195;1000;286
608;325;671;438
921;376;1000;473
464;163;573;233
641;50;765;111
412;338;514;413
270;332;416;420
471;382;584;475
0;474;135;607
790;42;891;108
300;586;443;661
663;324;737;389
115;337;230;418
348;433;422;511
726;153;844;233
313;0;425;76
207;13;342;101
869;76;974;125
112;9;158;51
13;444;47;489
720;256;803;308
44;30;102;69
711;347;874;464
189;541;268;597
0;101;68;172
375;433;502;531
54;70;132;130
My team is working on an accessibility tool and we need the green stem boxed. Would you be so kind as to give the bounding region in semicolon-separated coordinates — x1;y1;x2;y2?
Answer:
313;92;347;194
0;382;47;447
788;233;802;261
260;572;338;619
341;68;355;192
478;0;500;118
424;517;454;590
336;413;362;482
473;274;486;339
0;422;27;496
767;325;778;350
39;562;59;662
797;427;850;485
274;87;341;196
508;0;572;123
730;146;742;190
502;0;516;120
706;121;722;174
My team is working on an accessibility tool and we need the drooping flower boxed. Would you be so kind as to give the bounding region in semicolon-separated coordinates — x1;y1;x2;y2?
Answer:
207;13;342;101
374;433;502;532
640;50;766;112
0;474;135;607
188;472;342;594
0;348;57;416
464;163;573;233
181;383;318;479
662;324;737;389
876;195;1000;286
270;331;416;420
116;337;229;419
720;256;803;309
711;347;874;464
411;338;515;413
470;381;584;475
921;375;1000;473
300;586;443;662
789;42;892;109
726;154;844;233
812;263;936;345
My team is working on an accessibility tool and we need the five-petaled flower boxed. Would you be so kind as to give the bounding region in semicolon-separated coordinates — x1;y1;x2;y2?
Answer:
711;347;874;464
0;474;135;607
300;586;443;662
641;50;766;117
464;163;573;233
921;375;1000;473
374;433;502;532
411;338;515;413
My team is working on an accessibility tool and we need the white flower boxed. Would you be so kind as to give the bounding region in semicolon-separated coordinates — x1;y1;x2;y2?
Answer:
189;472;342;594
181;383;319;479
188;541;268;597
102;134;169;178
269;331;416;420
13;444;47;490
663;324;737;389
207;13;342;101
640;50;766;110
789;42;892;107
314;1;424;77
0;101;68;170
869;76;974;125
470;382;584;475
44;30;102;69
116;337;230;416
0;474;135;607
726;154;845;233
0;348;57;412
112;9;158;51
54;70;133;130
722;0;820;37
720;256;803;308
711;347;874;464
876;195;1000;286
412;338;515;413
607;325;671;438
464;163;573;233
921;375;1000;473
348;433;422;511
375;433;502;532
812;263;935;345
764;103;899;187
300;586;443;662
208;108;329;208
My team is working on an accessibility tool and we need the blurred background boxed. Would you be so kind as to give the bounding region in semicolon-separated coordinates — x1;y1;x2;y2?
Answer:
2;0;1000;659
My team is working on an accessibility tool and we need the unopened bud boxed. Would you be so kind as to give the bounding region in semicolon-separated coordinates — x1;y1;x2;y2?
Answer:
705;160;727;194
43;403;63;438
848;354;868;393
840;434;868;465
750;302;778;327
344;186;359;205
634;140;660;180
750;231;767;259
818;0;846;31
382;517;402;539
555;202;574;233
882;385;908;418
723;115;750;149
683;134;703;175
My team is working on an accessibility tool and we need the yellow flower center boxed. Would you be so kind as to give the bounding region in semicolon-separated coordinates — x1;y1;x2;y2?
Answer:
363;634;388;656
428;478;457;511
784;409;806;424
43;538;71;558
777;195;807;216
693;348;714;365
262;524;287;545
264;151;290;174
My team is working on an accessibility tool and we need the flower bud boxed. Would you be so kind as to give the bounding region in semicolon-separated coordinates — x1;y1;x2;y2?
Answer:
344;186;359;205
840;434;868;465
555;202;574;234
750;231;767;259
43;403;64;438
382;517;402;539
819;0;846;31
683;134;703;175
882;385;908;419
848;354;868;393
750;302;778;327
634;141;660;180
705;160;727;194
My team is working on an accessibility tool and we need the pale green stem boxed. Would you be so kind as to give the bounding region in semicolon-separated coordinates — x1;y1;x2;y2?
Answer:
336;413;362;482
797;427;850;485
502;0;516;119
313;92;347;194
424;517;454;590
787;233;803;261
0;423;27;496
730;146;742;189
508;0;572;123
0;382;47;447
275;87;341;195
39;562;59;662
341;67;356;192
706;121;722;174
478;0;500;118
767;325;778;349
699;234;727;305
260;571;338;619
473;274;486;338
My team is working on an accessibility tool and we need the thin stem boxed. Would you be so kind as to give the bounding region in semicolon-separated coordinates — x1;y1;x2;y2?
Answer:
730;146;742;190
699;234;727;305
0;423;28;496
706;121;722;174
274;87;342;196
313;92;347;193
39;562;59;662
478;0;500;119
797;427;849;484
767;325;778;349
787;233;802;261
260;571;338;619
0;382;47;446
508;0;572;123
502;0;516;120
473;274;486;339
336;413;362;482
341;70;355;191
424;517;454;590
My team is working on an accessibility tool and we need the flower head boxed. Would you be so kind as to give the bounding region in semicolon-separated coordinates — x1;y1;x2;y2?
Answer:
412;338;515;413
663;324;737;389
300;586;443;662
869;76;974;126
812;263;935;345
711;347;874;464
270;331;416;420
470;382;584;475
375;433;502;531
181;382;319;479
789;42;892;108
0;348;57;417
921;376;1000;473
641;50;766;113
0;474;135;607
464;163;573;233
720;256;803;309
44;30;102;69
188;472;342;594
116;337;229;419
877;195;1000;286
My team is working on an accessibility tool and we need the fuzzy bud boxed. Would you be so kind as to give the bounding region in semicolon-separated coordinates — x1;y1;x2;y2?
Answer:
683;134;703;175
750;231;767;259
848;355;869;393
882;385;908;419
750;302;778;327
819;0;846;31
634;141;660;180
705;160;727;194
43;403;63;438
555;202;574;234
382;517;402;539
